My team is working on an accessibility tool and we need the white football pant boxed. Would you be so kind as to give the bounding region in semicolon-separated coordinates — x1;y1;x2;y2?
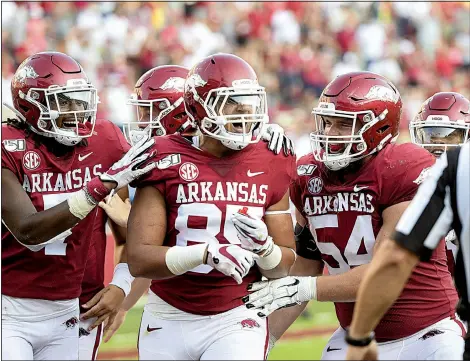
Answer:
2;297;79;360
322;316;466;360
138;291;269;360
78;318;103;360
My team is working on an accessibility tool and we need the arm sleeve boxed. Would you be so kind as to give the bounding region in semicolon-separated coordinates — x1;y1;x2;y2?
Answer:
393;151;456;261
294;223;322;261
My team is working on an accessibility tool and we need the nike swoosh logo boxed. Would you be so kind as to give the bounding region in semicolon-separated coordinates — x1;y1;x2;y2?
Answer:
326;346;341;352
78;152;93;161
147;325;162;332
247;170;264;177
353;185;368;192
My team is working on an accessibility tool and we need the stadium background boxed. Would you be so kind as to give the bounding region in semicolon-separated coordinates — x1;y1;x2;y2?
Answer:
2;1;469;359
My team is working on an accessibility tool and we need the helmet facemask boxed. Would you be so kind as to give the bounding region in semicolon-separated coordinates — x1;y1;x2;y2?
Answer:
410;117;470;157
125;95;185;145
193;85;269;150
311;103;392;171
21;79;98;146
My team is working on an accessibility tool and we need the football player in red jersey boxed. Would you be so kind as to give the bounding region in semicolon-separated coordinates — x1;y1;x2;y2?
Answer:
242;72;465;360
97;63;297;348
123;53;296;360
1;52;156;360
76;64;192;361
93;65;192;349
409;91;470;276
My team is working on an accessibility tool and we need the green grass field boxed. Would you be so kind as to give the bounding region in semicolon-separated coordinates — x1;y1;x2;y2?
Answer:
98;300;338;360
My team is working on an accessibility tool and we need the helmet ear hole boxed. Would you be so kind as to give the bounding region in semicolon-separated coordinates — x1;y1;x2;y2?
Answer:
377;124;390;134
19;104;29;113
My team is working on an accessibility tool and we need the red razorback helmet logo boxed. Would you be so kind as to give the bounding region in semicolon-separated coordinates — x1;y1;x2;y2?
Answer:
311;71;402;171
409;92;470;157
125;65;190;145
183;53;269;150
10;51;98;146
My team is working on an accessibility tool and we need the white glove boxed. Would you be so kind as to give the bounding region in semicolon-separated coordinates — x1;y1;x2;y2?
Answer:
242;276;317;317
100;134;157;190
206;244;258;284
232;210;273;255
262;124;295;156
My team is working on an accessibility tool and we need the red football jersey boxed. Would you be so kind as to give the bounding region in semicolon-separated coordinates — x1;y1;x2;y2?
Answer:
291;143;458;342
1;119;129;301
134;134;296;315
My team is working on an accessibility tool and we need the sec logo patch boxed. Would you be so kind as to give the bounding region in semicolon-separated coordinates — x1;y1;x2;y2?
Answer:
179;162;199;181
23;151;41;170
308;177;323;194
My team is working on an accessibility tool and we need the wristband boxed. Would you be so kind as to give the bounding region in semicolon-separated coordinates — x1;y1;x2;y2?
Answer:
109;263;135;297
288;247;298;262
67;189;97;220
256;243;282;270
85;177;112;203
165;244;207;275
345;329;375;347
299;276;317;301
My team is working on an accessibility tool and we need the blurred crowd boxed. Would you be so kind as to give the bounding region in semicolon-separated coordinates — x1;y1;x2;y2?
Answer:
2;1;470;156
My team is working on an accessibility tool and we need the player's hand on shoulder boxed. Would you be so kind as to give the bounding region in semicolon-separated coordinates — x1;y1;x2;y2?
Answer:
99;193;131;228
80;285;126;331
261;124;295;156
242;276;316;317
100;132;157;190
232;209;273;255
205;244;258;284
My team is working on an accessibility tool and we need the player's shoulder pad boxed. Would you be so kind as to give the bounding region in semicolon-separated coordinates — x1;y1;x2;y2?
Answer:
151;133;184;152
296;153;319;177
93;118;121;134
377;143;435;206
2;123;28;153
1;122;26;140
380;142;434;173
149;134;191;170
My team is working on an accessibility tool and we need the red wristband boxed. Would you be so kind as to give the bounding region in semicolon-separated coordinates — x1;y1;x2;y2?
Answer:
85;177;112;203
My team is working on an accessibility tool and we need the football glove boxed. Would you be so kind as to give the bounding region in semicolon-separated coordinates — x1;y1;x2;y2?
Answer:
242;276;317;317
232;209;273;255
206;244;258;284
100;134;157;190
262;124;295;156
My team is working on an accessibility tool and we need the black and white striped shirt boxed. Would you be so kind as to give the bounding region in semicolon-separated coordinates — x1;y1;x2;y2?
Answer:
394;142;469;314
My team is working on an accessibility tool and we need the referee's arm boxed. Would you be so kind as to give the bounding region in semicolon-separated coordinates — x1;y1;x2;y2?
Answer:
345;149;459;359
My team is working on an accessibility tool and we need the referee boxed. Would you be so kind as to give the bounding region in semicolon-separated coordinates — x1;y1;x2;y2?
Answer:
344;142;470;361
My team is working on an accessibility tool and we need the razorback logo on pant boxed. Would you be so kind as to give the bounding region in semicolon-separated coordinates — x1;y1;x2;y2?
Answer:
240;318;260;329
